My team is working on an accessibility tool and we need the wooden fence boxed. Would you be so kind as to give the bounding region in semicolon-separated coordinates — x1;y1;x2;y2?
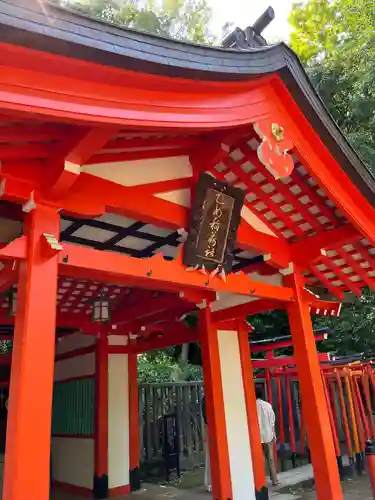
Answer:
139;381;205;469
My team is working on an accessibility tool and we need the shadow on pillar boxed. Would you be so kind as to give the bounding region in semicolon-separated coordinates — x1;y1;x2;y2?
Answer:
255;486;269;500
130;466;141;491
93;474;108;499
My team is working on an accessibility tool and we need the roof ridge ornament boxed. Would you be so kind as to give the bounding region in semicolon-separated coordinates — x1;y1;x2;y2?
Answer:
221;6;275;49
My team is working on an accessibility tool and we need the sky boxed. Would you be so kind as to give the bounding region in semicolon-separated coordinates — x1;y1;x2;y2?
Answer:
208;0;295;42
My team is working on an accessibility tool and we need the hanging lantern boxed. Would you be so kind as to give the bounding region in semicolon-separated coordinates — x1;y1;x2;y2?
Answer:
92;288;111;324
8;288;17;317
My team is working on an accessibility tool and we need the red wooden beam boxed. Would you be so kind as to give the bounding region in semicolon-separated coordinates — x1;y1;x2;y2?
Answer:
88;148;191;164
0;123;69;143
335;247;375;291
0;263;17;294
101;136;202;152
351;242;375;270
43;126;119;199
250;332;328;353
130;323;199;353
319;254;361;296
129;178;193;197
291;225;360;267
0;236;27;261
308;265;345;301
212;298;284;323
0;143;55;161
58;244;295;301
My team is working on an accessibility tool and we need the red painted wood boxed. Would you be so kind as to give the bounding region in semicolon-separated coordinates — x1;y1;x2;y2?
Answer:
59;243;295;300
319;254;361;296
55;345;95;362
286;272;343;500
53;480;92;498
200;308;233;499
3;206;59;500
240;142;322;233
0;50;275;128
89;148;192;164
95;335;108;480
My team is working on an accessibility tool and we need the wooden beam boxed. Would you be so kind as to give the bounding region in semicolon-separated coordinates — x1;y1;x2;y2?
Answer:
101;136;203;152
64;173;290;263
88;148;191;164
43;127;119;199
58;244;295;301
250;331;328;353
252;353;330;369
0;264;17;294
291;225;360;267
0;236;27;261
212;298;284;323
130;324;199;353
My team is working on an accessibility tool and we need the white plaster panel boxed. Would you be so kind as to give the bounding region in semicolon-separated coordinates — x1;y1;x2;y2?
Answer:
108;354;129;488
248;272;283;286
56;333;95;355
51;437;94;489
82;156;192;187
217;330;255;500
155;188;191;207
241;205;277;237
108;335;128;346
54;353;95;382
211;293;258;312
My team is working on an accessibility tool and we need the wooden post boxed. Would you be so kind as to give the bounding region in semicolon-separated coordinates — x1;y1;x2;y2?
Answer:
3;206;59;500
286;271;343;500
199;308;232;500
237;322;268;498
128;352;141;491
94;333;109;499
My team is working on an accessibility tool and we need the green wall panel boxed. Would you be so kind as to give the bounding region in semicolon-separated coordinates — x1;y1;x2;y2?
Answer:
52;378;95;436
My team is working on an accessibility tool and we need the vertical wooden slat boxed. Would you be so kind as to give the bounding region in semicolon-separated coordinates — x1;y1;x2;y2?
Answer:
145;386;152;460
152;386;159;458
138;386;145;462
191;384;199;460
184;384;193;460
176;384;184;457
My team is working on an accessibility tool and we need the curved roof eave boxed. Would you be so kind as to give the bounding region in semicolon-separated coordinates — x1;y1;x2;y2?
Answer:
1;0;375;204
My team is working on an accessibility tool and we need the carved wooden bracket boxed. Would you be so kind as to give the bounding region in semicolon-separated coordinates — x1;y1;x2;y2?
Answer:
41;233;63;257
253;119;294;179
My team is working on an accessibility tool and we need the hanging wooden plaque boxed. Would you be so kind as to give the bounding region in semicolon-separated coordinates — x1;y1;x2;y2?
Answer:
183;173;245;274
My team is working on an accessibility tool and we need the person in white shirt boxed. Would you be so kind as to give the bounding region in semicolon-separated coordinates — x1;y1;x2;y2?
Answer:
255;386;279;486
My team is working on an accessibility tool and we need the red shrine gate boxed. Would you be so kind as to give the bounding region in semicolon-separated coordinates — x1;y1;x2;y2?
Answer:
0;1;374;500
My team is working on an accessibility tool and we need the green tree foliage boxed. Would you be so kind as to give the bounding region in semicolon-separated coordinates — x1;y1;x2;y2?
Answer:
249;290;375;357
60;0;215;44
137;351;202;383
289;0;375;169
314;289;375;356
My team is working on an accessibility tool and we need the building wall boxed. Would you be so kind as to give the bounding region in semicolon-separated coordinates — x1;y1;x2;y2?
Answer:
107;335;130;492
51;333;96;492
217;329;255;500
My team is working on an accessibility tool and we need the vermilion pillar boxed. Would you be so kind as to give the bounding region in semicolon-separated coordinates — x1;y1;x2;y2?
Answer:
94;332;109;499
3;206;59;500
286;271;343;500
128;352;141;491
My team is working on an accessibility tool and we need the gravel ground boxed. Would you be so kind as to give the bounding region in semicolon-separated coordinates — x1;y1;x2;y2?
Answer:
296;476;373;500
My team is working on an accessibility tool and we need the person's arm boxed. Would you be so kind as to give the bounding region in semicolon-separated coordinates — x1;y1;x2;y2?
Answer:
270;406;276;440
